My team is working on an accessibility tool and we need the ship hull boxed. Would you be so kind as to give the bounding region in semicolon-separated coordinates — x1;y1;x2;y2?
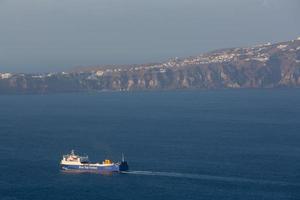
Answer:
60;164;120;172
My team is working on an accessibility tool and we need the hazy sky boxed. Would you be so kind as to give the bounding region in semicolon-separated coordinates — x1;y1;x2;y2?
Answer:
0;0;299;72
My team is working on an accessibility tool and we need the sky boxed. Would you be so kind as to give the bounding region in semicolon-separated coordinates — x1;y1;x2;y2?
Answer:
0;0;299;73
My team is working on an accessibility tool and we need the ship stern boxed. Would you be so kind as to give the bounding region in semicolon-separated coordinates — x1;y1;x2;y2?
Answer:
119;161;129;171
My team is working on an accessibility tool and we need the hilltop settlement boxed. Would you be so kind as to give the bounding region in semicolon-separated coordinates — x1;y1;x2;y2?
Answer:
1;37;300;93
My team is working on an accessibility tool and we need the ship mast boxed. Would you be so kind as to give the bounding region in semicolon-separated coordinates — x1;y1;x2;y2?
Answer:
122;153;125;162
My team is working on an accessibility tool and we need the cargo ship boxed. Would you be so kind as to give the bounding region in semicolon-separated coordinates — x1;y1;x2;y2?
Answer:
60;150;129;173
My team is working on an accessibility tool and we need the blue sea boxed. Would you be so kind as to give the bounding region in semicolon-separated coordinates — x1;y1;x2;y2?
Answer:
0;89;300;200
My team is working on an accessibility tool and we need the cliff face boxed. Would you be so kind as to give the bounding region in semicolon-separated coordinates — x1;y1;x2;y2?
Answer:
1;38;300;93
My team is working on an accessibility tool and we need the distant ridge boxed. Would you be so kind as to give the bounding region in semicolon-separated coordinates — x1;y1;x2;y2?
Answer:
1;37;300;94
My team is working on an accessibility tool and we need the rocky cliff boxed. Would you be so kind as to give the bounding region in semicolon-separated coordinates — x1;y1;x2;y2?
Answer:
1;38;300;94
